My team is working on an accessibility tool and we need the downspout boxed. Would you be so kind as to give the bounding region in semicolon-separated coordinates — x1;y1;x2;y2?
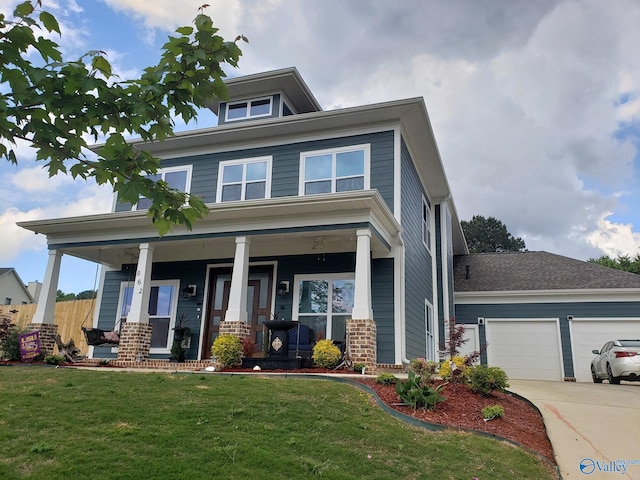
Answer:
395;235;410;366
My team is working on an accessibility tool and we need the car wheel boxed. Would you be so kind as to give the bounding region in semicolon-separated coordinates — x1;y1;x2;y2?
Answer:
607;364;621;384
591;366;603;383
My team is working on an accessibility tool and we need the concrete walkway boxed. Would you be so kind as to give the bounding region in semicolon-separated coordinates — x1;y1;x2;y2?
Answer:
508;380;640;479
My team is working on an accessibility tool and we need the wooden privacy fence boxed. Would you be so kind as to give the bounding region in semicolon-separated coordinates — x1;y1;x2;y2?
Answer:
0;299;96;356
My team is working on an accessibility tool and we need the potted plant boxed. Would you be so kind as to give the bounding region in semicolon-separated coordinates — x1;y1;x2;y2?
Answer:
170;314;190;362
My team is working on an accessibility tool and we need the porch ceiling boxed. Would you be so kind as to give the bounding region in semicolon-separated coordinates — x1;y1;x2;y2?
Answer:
18;190;401;268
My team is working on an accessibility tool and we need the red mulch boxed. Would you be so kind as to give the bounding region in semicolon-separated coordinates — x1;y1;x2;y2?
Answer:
355;378;555;463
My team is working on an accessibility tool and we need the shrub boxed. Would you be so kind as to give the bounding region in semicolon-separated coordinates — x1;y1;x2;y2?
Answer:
438;355;469;382
376;373;398;385
44;355;66;365
240;336;257;358
375;373;398;385
409;358;438;381
395;371;447;410
0;320;24;361
312;339;342;369
211;335;242;368
482;405;505;420
353;363;366;373
468;365;509;396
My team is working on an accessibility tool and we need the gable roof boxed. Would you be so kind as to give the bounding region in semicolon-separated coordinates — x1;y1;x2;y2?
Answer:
0;267;35;303
454;251;640;292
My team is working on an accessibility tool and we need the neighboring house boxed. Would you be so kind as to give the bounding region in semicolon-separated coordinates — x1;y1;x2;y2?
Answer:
454;251;640;382
0;268;35;306
18;67;467;370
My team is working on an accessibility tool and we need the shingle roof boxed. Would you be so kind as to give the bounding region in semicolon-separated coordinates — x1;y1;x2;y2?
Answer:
454;251;640;292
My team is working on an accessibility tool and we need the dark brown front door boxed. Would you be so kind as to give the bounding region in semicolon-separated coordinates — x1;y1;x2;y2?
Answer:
201;266;273;359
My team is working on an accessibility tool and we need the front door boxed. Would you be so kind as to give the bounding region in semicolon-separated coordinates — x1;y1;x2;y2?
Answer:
202;266;273;359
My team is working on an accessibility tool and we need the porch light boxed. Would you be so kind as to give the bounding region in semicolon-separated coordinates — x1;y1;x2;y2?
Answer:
182;285;197;298
277;281;290;296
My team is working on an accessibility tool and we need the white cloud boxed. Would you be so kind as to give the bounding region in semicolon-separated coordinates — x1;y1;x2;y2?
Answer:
587;213;640;257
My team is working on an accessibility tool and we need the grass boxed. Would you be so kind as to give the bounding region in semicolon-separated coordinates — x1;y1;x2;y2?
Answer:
0;367;556;479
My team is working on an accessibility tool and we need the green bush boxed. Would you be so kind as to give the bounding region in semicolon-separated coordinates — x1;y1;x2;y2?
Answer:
44;355;66;365
353;363;366;373
375;373;397;385
0;321;24;361
468;365;509;396
395;371;447;410
409;358;439;381
211;335;242;368
312;339;342;369
482;405;505;420
438;356;470;382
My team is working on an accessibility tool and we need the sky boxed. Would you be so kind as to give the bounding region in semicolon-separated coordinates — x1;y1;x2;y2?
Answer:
1;0;639;295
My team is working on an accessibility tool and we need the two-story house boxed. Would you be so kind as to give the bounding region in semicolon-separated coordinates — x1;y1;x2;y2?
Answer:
18;67;466;370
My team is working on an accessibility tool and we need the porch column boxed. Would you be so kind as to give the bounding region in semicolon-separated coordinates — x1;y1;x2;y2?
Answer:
352;229;373;319
30;249;61;355
225;236;251;323
118;243;154;363
349;229;377;373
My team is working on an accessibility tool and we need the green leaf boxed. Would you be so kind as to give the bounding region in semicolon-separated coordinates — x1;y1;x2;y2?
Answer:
91;55;112;77
39;11;60;34
175;26;193;36
14;1;34;18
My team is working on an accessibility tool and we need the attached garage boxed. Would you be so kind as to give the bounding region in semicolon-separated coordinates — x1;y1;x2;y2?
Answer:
570;318;640;382
485;318;564;381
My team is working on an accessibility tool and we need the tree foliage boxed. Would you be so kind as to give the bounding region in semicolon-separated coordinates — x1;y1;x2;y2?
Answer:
461;215;526;253
56;289;97;301
588;254;640;275
0;1;245;234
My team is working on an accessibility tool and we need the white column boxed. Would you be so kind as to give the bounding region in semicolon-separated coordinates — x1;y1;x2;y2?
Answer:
32;250;62;324
127;243;154;324
225;236;251;323
352;229;373;319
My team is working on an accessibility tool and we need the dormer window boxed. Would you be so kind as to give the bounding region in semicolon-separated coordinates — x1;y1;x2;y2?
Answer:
225;97;273;122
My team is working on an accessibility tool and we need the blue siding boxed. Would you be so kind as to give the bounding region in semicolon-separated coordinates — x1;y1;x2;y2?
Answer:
372;258;395;363
400;137;433;359
115;131;395;212
455;301;640;378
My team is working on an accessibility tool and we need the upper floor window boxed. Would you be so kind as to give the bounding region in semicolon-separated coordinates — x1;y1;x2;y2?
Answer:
422;196;432;251
300;145;370;195
225;97;273;122
217;157;272;202
133;166;192;211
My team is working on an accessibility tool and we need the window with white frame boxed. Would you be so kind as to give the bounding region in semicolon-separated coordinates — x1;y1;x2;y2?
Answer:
117;280;179;353
300;145;370;195
293;274;354;341
133;166;192;211
217;157;271;202
425;300;435;361
225;97;273;122
422;196;432;251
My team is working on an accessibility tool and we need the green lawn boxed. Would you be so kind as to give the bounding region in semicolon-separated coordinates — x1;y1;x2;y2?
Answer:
0;367;556;479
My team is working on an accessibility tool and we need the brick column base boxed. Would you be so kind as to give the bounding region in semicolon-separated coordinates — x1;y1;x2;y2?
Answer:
347;318;377;373
218;321;251;340
29;323;58;356
117;323;153;363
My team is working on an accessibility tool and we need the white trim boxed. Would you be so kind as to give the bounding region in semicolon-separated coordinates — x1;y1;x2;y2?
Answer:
424;299;436;361
216;156;272;203
439;201;450;347
224;96;273;122
393;126;402;224
421;195;432;252
299;144;371;195
455;288;640;304
132;165;193;211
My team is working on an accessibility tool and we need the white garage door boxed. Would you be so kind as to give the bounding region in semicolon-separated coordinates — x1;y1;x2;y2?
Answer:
485;319;563;381
571;318;640;383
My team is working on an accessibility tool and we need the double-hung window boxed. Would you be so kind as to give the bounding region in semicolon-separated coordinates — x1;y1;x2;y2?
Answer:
117;280;179;353
422;196;432;251
293;274;354;341
225;97;272;121
133;166;192;211
300;145;370;195
217;157;271;202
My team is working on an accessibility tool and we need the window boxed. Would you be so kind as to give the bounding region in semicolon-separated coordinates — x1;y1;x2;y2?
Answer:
217;157;271;202
225;97;273;121
425;300;435;361
300;145;370;195
117;280;179;353
133;166;192;211
422;196;431;251
293;274;354;341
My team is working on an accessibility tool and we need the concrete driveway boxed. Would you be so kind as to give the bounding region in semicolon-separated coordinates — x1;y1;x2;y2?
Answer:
509;380;640;479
